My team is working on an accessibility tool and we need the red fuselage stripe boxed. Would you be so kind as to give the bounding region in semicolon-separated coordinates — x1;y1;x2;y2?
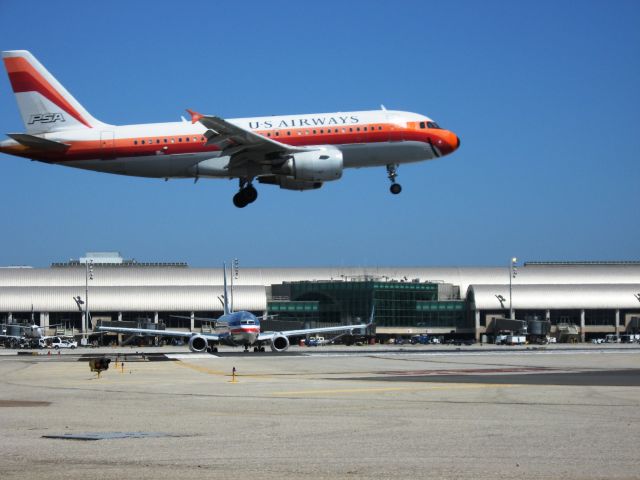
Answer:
5;122;456;162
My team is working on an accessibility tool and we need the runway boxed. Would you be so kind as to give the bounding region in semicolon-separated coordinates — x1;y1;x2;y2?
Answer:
0;346;639;479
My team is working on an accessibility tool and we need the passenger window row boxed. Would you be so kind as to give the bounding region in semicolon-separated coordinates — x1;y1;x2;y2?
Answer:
131;124;392;145
133;136;205;146
263;125;384;138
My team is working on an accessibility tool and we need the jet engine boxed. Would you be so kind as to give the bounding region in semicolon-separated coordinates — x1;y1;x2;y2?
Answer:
258;175;322;191
270;334;290;352
188;335;209;353
274;150;343;182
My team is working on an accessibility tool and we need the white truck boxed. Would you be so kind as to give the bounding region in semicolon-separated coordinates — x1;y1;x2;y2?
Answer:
506;335;526;345
50;337;78;349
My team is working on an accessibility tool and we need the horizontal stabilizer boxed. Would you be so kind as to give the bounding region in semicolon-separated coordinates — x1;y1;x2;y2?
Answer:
6;133;70;151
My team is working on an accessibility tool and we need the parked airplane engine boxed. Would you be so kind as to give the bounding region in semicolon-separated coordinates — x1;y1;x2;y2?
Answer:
275;150;343;182
270;334;290;352
188;335;209;353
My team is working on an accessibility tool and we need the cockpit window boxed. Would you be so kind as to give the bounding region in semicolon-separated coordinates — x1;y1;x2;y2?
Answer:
241;319;256;325
427;121;441;129
419;121;426;129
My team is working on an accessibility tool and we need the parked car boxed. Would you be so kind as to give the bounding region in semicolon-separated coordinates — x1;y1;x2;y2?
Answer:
51;337;78;349
410;334;429;345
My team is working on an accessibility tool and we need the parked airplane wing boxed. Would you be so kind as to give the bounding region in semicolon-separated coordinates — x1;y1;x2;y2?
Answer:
256;322;371;342
169;315;229;328
97;326;220;341
258;304;375;342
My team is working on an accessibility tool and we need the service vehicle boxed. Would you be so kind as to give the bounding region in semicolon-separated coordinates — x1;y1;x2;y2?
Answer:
51;337;78;349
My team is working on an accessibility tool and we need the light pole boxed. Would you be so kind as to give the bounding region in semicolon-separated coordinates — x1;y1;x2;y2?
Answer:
85;260;94;342
509;257;518;319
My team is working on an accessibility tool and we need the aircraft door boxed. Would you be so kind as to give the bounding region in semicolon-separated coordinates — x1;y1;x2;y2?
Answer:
100;131;115;159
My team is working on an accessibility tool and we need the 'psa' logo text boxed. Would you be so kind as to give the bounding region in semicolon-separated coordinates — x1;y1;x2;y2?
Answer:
28;113;66;124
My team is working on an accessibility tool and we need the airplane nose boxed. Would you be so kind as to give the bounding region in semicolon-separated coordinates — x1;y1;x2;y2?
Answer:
432;131;460;156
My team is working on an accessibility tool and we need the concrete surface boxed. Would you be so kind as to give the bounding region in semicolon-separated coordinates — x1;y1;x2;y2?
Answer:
1;345;639;479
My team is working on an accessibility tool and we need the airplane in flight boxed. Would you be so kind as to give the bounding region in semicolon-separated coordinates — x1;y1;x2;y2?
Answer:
97;264;373;353
0;50;460;208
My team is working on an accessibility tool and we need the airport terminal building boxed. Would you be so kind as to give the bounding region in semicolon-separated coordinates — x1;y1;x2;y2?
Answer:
1;253;639;342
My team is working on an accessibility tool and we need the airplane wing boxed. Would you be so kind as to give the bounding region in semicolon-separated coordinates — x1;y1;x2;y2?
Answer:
257;304;375;342
189;111;314;170
169;315;229;328
256;322;371;342
97;326;220;341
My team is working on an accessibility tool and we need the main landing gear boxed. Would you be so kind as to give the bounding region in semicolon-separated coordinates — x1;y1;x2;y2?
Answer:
387;164;402;194
233;180;258;208
242;345;266;352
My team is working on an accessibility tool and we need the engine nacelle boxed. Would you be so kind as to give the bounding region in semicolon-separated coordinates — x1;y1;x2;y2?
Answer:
258;175;322;191
188;335;209;353
270;334;290;352
276;150;343;182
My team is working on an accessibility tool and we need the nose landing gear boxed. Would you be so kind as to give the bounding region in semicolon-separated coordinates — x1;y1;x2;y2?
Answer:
233;180;258;208
387;164;402;194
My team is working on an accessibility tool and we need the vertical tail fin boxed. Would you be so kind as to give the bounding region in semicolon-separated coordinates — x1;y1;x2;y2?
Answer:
2;50;107;134
222;263;231;315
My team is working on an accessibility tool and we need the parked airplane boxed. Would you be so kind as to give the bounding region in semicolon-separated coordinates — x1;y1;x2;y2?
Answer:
1;322;50;348
97;265;373;353
0;50;460;207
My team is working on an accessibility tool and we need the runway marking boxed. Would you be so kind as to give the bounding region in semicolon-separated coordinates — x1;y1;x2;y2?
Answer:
165;354;217;359
173;361;225;376
271;383;520;396
172;360;271;378
0;399;51;407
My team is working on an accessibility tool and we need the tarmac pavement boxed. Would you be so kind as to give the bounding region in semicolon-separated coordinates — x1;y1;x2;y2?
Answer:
0;344;639;479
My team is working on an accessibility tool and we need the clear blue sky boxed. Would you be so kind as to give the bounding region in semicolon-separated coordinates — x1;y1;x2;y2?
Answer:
0;0;638;268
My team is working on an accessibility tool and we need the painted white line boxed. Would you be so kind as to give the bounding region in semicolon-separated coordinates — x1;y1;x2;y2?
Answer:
298;349;640;358
165;353;218;359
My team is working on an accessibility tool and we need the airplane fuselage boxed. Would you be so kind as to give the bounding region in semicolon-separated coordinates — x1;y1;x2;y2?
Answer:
215;311;261;347
0;110;459;180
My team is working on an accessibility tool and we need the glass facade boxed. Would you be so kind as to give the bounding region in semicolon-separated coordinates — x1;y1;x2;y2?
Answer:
267;301;320;325
416;301;468;328
269;281;470;329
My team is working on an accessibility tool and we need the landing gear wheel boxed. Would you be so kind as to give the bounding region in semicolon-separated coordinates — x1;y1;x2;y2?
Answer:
233;191;248;208
259;346;265;352
232;182;258;208
390;183;402;195
244;185;258;203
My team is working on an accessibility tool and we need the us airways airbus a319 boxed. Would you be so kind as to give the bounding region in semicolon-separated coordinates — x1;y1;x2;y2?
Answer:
0;50;460;207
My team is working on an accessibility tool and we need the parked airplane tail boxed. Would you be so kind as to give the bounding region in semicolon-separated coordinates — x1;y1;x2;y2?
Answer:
2;50;107;134
222;263;231;316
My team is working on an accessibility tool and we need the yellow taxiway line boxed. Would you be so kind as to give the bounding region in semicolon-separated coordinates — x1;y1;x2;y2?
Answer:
271;383;521;396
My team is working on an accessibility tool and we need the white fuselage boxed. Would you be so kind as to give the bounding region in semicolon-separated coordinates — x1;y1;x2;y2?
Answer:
1;109;459;180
